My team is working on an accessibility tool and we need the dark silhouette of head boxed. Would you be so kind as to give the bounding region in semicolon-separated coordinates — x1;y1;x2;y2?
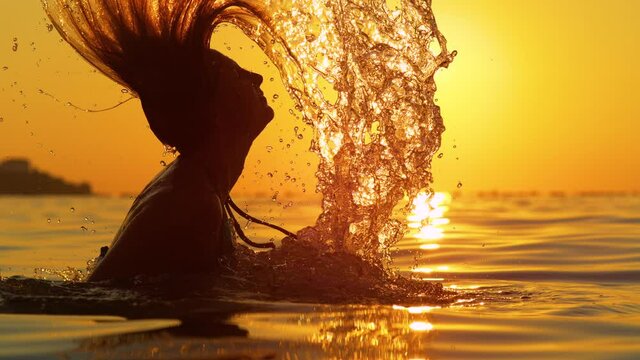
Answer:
138;48;273;155
43;0;273;155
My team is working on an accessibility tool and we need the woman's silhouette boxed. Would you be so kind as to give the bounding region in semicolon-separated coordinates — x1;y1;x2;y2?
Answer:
42;0;275;280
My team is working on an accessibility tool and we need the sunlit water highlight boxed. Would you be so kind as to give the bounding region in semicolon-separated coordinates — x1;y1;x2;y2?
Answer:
1;194;639;359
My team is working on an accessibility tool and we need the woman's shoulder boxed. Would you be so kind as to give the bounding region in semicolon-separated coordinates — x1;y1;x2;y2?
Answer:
110;157;223;244
138;156;211;199
117;162;214;233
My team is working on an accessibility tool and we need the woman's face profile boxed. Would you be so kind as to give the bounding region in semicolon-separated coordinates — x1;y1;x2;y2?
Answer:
209;50;274;142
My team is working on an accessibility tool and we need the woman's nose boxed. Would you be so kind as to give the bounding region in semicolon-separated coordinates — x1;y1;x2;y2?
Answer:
249;72;263;86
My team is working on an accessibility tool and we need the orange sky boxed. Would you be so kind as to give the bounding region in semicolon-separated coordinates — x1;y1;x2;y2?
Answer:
1;0;639;196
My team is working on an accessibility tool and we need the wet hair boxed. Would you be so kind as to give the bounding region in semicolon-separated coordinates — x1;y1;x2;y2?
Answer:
42;0;266;152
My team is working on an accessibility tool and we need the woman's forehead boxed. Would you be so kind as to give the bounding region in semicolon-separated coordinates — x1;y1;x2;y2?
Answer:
209;49;240;69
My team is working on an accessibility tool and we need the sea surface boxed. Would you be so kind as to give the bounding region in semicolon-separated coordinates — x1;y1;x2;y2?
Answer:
0;193;639;359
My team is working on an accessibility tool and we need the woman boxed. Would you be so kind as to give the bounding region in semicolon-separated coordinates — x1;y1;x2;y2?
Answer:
42;0;274;280
89;50;273;281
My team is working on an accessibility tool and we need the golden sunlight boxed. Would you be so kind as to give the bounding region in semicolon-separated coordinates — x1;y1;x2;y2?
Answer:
409;321;434;332
407;192;450;242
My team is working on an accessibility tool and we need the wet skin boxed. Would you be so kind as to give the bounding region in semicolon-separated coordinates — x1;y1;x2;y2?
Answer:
88;50;274;281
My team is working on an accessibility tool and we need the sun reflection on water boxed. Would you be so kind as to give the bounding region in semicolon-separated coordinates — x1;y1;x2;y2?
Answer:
407;192;452;282
407;192;450;244
409;321;433;332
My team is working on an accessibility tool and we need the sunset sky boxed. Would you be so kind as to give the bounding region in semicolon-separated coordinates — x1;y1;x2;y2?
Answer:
1;0;639;196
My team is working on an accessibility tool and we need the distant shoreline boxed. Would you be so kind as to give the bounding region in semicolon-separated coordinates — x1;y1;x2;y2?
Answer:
0;158;92;196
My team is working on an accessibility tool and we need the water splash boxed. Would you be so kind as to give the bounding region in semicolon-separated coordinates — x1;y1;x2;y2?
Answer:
233;0;455;265
42;0;454;268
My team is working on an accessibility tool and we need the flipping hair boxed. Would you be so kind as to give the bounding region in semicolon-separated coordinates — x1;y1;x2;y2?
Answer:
42;0;265;150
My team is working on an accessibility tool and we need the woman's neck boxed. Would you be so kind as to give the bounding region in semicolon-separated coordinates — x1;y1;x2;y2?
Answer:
180;147;234;198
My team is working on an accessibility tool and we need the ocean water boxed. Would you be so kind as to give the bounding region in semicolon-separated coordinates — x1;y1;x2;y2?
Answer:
0;194;639;359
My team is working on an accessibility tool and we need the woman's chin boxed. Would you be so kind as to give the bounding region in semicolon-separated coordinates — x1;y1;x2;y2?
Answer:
265;105;275;121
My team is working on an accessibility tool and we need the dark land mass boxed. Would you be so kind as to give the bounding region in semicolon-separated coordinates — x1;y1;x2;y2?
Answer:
0;158;92;195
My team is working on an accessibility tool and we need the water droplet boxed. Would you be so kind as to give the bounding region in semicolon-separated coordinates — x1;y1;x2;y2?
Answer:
121;88;129;94
271;191;279;201
47;218;51;224
284;201;294;208
306;162;311;166
11;38;18;52
91;229;96;234
279;138;284;143
57;218;61;224
457;181;463;189
160;160;167;167
49;150;55;156
266;145;273;152
263;60;268;65
269;77;274;82
267;172;274;177
297;134;304;139
286;144;291;148
80;226;88;232
46;23;54;32
272;94;279;100
437;153;443;158
453;144;457;149
83;216;89;222
70;207;75;212
1;66;7;71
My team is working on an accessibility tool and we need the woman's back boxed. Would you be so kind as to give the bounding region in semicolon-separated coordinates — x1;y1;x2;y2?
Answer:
88;156;230;281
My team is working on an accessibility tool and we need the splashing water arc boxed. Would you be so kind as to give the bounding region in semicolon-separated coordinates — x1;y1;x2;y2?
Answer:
234;0;455;264
42;0;454;266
